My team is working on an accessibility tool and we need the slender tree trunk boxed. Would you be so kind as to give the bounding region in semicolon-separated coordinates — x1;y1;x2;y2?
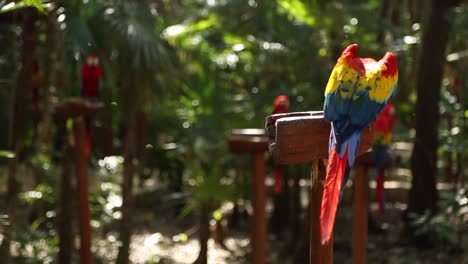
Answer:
58;137;73;264
194;202;210;264
116;78;139;264
37;10;57;155
376;0;389;44
100;111;114;156
0;9;37;263
408;0;460;216
287;168;300;249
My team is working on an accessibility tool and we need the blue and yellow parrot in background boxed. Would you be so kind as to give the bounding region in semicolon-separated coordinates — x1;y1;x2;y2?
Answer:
320;44;398;244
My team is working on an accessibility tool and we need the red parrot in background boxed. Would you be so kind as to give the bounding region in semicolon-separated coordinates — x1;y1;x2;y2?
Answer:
80;54;103;157
272;95;290;193
321;44;398;244
372;103;396;217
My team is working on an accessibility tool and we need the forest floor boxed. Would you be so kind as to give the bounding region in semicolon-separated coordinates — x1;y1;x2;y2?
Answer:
2;144;467;263
94;172;468;264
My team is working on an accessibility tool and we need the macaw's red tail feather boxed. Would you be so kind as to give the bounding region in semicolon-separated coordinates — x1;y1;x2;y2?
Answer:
274;165;282;193
85;119;92;158
376;168;385;217
320;147;349;244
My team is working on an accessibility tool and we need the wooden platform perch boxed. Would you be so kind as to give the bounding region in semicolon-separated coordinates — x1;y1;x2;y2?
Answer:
54;97;103;120
228;128;268;264
53;97;103;264
265;111;373;164
265;111;375;264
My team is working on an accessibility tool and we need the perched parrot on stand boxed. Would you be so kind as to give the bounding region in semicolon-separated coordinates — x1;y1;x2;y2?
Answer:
372;103;396;217
80;54;103;157
320;44;398;244
272;95;290;193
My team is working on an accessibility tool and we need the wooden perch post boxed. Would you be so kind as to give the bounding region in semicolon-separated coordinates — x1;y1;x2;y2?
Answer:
228;129;268;264
265;111;373;264
351;151;389;264
55;98;103;264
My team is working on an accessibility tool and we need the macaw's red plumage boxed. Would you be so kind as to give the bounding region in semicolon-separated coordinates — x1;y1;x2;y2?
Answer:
321;44;398;244
272;95;290;114
81;54;103;98
81;54;103;157
372;103;396;217
272;95;290;193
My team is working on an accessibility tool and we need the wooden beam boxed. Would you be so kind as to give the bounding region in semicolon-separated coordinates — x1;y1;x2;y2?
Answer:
228;129;268;154
54;98;102;264
310;160;333;264
73;117;92;264
352;164;368;264
54;97;103;120
251;152;267;264
265;111;373;164
227;129;268;264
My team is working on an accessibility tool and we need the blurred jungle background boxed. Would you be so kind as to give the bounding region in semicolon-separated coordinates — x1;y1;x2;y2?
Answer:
0;0;467;263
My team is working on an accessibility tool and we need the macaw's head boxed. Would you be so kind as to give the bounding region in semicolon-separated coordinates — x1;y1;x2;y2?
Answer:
273;95;290;114
86;54;100;67
341;43;358;58
381;52;398;77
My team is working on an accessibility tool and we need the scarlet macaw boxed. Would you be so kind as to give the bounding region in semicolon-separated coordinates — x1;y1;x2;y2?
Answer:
372;103;395;217
272;95;290;193
81;54;102;99
320;44;398;244
80;54;103;157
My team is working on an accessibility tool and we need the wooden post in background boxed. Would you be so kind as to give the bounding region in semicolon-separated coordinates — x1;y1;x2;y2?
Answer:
58;139;73;264
252;152;266;264
352;164;368;264
228;129;268;264
265;111;373;264
310;160;333;264
54;98;103;264
74;117;92;264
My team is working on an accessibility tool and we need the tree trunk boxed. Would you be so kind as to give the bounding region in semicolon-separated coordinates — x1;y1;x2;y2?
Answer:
376;0;389;44
58;137;74;264
0;9;37;263
36;10;57;156
194;202;210;264
408;0;459;216
287;168;301;250
100;111;114;156
116;78;139;264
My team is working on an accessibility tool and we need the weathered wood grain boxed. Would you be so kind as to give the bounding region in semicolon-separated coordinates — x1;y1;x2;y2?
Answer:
265;111;373;164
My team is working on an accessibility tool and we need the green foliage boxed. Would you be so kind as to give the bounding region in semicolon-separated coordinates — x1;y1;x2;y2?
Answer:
277;0;316;26
21;184;55;205
1;0;467;262
0;0;45;14
90;156;125;228
16;183;58;263
408;189;468;249
179;166;235;218
0;150;15;158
